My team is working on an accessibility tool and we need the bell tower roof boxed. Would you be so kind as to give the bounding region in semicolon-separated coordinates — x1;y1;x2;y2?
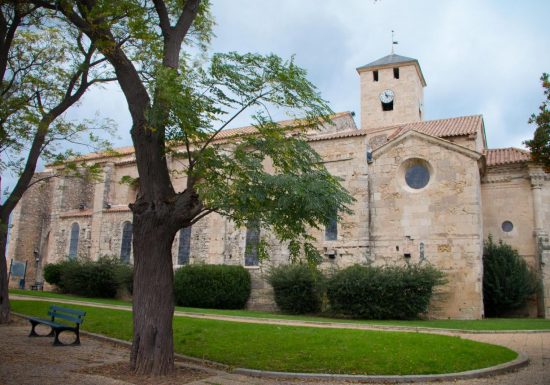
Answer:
357;54;426;86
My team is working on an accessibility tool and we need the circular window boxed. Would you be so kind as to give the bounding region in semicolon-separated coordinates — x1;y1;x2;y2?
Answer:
502;221;514;232
405;163;430;189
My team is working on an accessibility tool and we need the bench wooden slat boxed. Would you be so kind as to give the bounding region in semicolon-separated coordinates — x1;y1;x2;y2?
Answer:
47;311;83;324
50;305;86;316
28;318;65;328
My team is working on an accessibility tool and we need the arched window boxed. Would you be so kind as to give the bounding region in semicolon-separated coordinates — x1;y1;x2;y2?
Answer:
245;221;260;266
177;226;192;265
325;210;337;241
120;221;133;264
68;223;79;259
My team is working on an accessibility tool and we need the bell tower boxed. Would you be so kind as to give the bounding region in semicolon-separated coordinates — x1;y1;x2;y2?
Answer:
357;54;426;132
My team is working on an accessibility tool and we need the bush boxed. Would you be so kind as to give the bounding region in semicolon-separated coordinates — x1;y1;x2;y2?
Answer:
114;263;134;295
483;236;538;317
174;264;251;309
43;262;66;286
267;264;324;314
43;256;133;298
327;264;445;319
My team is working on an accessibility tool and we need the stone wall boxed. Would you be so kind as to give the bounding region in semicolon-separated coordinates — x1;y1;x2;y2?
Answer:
481;164;540;316
481;165;536;258
7;173;53;288
310;135;371;269
370;131;484;319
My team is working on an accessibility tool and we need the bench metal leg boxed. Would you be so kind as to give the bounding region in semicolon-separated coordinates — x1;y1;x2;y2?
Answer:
52;329;81;346
28;320;54;337
52;330;63;346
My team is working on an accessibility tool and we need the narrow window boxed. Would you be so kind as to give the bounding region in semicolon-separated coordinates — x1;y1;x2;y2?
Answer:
381;101;394;111
177;226;192;265
244;221;260;266
68;223;79;259
325;211;337;241
373;70;379;82
393;67;400;79
120;221;133;264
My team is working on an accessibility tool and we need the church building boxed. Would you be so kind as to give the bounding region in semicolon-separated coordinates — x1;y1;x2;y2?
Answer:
8;53;550;319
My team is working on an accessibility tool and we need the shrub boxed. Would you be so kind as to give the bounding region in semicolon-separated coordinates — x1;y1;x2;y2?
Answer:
61;257;119;298
174;264;251;309
483;236;538;317
267;264;324;314
327;263;445;319
43;262;66;286
43;256;133;298
114;263;134;295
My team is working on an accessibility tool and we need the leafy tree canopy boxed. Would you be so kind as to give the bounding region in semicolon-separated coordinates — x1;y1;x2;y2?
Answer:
524;73;549;172
167;52;354;264
1;4;115;202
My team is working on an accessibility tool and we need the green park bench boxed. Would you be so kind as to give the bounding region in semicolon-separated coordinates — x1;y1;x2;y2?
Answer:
26;305;86;346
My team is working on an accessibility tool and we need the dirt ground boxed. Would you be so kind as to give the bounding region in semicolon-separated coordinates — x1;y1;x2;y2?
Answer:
1;315;548;385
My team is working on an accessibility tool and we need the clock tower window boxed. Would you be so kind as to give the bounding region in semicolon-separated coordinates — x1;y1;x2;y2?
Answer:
382;101;393;111
373;70;379;82
393;67;400;79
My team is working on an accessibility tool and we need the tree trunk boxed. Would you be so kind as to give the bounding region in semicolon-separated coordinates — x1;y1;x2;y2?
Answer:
0;222;10;324
130;210;177;375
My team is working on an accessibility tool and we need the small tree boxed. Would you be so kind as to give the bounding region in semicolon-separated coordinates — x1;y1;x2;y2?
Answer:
524;73;549;172
0;3;113;324
483;236;538;317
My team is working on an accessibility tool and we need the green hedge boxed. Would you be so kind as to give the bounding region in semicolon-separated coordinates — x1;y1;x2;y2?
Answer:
43;257;133;298
327;264;445;319
483;236;538;317
174;264;251;309
267;264;324;314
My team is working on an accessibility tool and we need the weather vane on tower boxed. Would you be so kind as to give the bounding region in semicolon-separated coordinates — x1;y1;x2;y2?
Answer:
391;30;398;54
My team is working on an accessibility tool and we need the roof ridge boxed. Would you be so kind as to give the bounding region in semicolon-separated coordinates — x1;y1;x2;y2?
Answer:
60;112;355;163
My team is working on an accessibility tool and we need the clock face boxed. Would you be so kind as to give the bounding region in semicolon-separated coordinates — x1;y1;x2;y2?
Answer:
379;89;394;104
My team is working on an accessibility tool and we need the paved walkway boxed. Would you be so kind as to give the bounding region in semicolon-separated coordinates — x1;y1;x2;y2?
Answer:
2;296;549;384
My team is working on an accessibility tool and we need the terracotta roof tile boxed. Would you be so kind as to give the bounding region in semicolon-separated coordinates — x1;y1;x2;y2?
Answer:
484;147;531;166
308;128;368;142
77;112;353;162
387;115;483;140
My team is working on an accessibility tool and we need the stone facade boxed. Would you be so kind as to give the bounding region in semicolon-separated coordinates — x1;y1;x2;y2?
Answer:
7;53;550;319
370;132;484;319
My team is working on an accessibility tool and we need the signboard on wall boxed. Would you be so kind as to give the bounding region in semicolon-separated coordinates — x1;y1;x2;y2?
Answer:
9;260;27;278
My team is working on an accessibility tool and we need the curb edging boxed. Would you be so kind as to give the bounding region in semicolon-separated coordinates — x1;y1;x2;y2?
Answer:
233;353;529;383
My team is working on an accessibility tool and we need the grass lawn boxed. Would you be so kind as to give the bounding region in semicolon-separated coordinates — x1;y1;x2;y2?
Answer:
11;300;517;375
11;289;550;331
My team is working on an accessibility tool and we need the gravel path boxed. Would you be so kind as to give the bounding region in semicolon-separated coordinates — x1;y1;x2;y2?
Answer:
3;296;549;384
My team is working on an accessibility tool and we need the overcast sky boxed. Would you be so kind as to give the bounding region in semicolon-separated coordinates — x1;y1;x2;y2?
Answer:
67;0;550;151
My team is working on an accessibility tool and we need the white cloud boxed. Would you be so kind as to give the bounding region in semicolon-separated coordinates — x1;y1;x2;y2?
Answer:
8;0;550;177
